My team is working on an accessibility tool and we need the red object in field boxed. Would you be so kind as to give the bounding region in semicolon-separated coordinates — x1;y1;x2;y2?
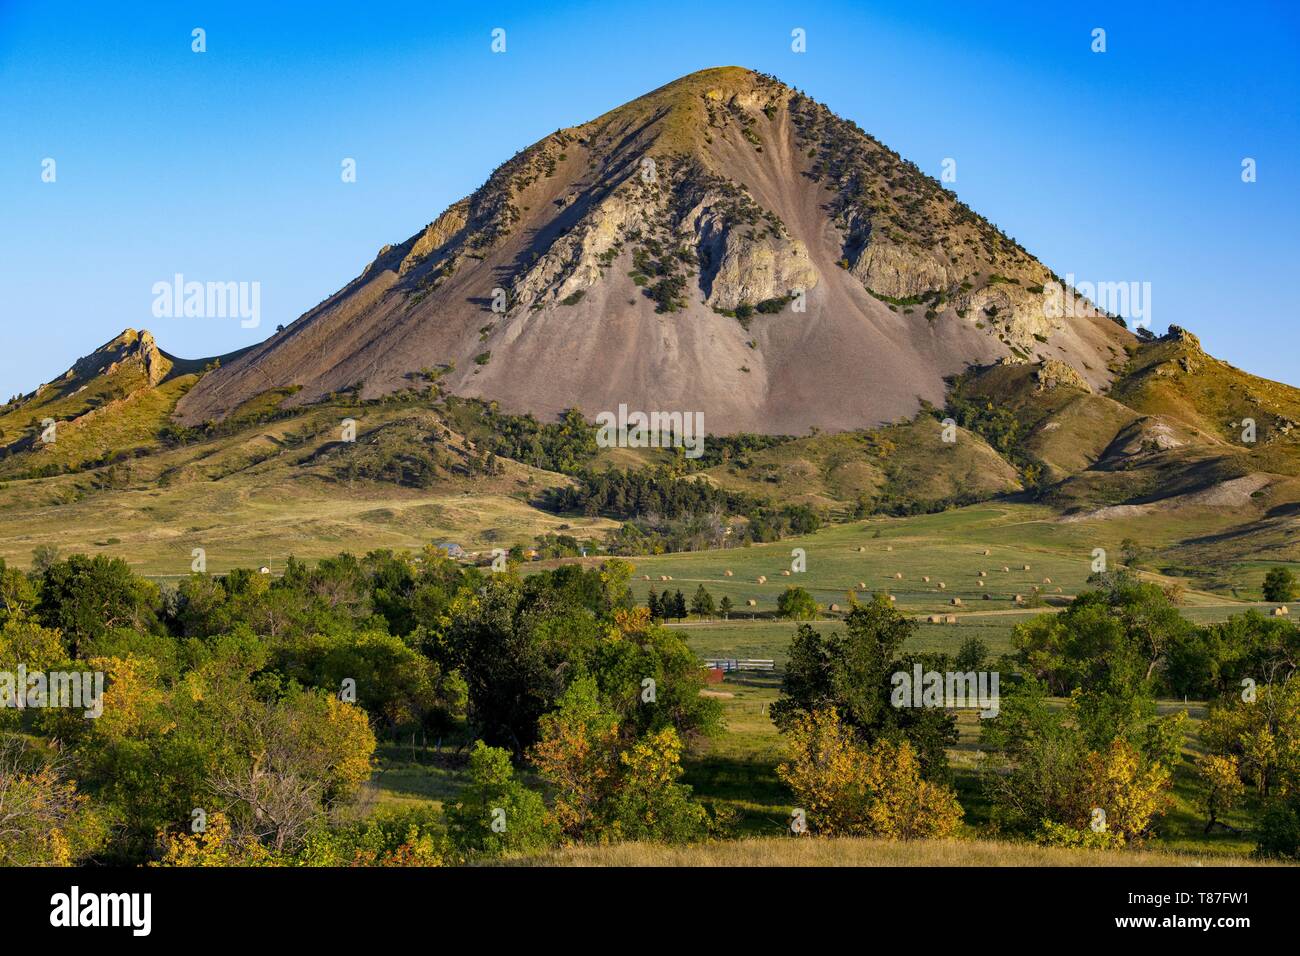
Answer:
703;667;725;684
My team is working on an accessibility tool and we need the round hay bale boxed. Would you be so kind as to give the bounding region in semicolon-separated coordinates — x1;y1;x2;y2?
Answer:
894;572;903;580
1014;593;1025;603
977;581;985;587
922;576;931;583
1273;605;1289;616
887;595;896;602
945;615;958;624
659;575;669;582
757;575;767;584
1055;587;1063;593
982;593;991;600
951;597;963;606
858;581;867;589
856;546;865;553
829;603;841;613
781;569;792;576
1043;577;1052;584
937;582;946;590
982;549;991;556
1023;564;1031;571
1002;566;1010;573
978;570;987;577
746;599;757;607
928;615;941;624
642;575;651;581
724;569;733;577
885;545;893;552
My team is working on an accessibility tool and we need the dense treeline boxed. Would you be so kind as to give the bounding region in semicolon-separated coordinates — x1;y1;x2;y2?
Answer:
0;549;721;866
545;467;756;520
546;466;823;554
455;403;599;475
765;574;1300;855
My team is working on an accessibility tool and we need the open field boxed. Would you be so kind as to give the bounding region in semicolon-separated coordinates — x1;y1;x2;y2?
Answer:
0;481;615;576
503;835;1284;867
672;601;1285;670
616;503;1291;618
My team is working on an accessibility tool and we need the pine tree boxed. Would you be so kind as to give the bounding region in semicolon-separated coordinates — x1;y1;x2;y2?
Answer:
719;595;733;619
672;590;688;620
647;588;661;619
691;584;715;618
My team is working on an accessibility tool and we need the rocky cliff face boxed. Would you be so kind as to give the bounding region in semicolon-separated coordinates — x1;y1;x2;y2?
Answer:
175;67;1132;433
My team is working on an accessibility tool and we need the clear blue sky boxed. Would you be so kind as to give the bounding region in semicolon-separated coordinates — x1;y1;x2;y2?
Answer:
2;0;1297;396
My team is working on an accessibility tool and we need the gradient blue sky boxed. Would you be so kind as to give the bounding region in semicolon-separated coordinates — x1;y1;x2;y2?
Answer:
2;0;1297;396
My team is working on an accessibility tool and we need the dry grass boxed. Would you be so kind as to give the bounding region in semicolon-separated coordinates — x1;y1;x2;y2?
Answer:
504;835;1286;868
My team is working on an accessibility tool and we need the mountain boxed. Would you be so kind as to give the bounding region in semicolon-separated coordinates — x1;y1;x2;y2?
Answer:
3;68;1298;582
174;66;1131;434
0;331;217;477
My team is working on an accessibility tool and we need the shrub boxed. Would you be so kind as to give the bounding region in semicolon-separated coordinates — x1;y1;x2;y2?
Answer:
446;741;554;857
776;586;818;620
777;708;962;838
1263;567;1297;602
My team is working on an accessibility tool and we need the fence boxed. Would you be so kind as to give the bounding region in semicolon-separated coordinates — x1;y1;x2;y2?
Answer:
703;659;776;673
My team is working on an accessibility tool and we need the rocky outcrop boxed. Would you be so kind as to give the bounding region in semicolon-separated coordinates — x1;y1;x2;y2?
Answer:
399;201;470;275
1035;358;1091;393
703;227;816;309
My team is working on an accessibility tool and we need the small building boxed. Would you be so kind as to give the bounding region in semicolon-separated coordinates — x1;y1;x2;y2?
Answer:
436;542;467;559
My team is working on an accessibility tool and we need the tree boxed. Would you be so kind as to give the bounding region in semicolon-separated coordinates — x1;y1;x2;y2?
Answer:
718;595;733;619
1256;791;1300;859
529;675;710;844
30;545;60;576
0;560;38;627
772;597;957;778
670;590;687;620
274;628;459;734
1012;579;1193;748
37;554;161;655
1263;567;1298;603
528;676;621;840
1201;673;1300;798
1165;610;1299;699
0;736;107;865
604;726;709;843
447;576;605;755
955;635;988;670
776;586;817;620
152;811;269;867
208;692;377;855
981;680;1173;844
295;808;448;867
690;584;715;618
1195;754;1244;834
447;741;554;857
777;708;962;838
646;588;661;620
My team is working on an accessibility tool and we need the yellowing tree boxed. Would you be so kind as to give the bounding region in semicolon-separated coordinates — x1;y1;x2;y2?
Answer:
153;812;270;867
1071;738;1172;844
777;708;962;838
529;677;621;840
1202;677;1300;798
1196;753;1245;834
0;737;107;866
